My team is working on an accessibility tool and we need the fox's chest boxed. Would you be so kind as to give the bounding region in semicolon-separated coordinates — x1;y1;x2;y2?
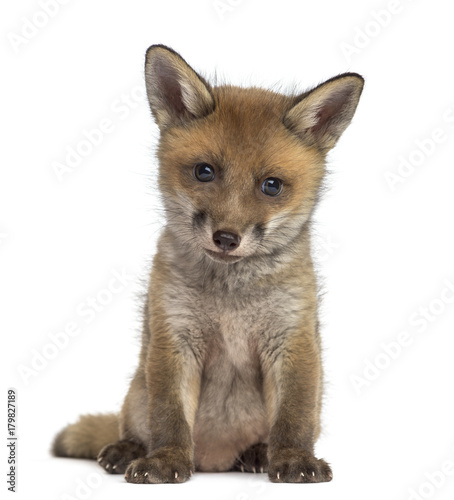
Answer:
164;272;298;365
192;303;269;472
210;302;261;364
162;272;300;471
165;285;272;471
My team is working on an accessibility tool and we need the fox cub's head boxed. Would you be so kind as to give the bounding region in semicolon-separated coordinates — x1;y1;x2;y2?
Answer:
145;45;363;264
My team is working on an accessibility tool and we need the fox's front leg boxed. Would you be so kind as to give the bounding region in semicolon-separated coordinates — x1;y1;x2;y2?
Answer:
263;327;332;483
125;321;202;484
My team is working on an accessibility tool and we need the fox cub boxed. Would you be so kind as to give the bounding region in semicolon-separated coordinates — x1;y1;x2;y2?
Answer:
53;45;364;483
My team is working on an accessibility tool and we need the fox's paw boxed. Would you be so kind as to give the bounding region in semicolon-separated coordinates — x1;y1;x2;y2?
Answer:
232;443;269;473
124;446;194;484
268;449;332;483
97;440;146;474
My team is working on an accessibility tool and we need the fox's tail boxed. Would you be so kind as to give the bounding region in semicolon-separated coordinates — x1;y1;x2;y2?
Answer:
52;413;119;459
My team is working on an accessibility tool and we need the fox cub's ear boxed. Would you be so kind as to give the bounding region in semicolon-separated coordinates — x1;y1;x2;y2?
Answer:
284;74;364;153
144;45;215;129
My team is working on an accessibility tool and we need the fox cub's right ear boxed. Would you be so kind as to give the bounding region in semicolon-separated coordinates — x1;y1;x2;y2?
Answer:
284;73;364;154
144;45;215;129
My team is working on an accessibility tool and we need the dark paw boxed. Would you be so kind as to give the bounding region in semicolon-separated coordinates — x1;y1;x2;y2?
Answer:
124;446;194;484
268;449;332;483
232;443;269;473
97;440;146;474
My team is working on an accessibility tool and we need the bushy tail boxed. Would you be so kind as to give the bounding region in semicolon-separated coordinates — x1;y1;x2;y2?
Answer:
52;413;119;459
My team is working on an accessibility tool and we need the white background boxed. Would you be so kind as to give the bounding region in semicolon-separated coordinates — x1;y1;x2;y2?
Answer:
2;1;454;499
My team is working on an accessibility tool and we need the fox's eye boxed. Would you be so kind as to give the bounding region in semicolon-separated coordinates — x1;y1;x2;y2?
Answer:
194;163;215;182
261;177;283;196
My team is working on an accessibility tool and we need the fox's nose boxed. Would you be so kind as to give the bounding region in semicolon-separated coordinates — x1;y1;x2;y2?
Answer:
213;230;241;252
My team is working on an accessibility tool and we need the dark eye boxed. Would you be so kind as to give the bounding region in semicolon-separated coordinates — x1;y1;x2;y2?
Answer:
261;177;283;196
194;163;215;182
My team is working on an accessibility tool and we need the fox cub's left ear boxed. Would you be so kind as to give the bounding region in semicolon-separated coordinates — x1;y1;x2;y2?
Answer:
144;44;215;129
284;73;364;153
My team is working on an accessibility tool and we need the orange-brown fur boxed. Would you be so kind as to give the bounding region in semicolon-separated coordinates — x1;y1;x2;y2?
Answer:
52;44;364;483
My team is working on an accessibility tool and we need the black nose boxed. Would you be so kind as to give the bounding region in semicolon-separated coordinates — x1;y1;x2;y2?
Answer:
213;230;241;252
